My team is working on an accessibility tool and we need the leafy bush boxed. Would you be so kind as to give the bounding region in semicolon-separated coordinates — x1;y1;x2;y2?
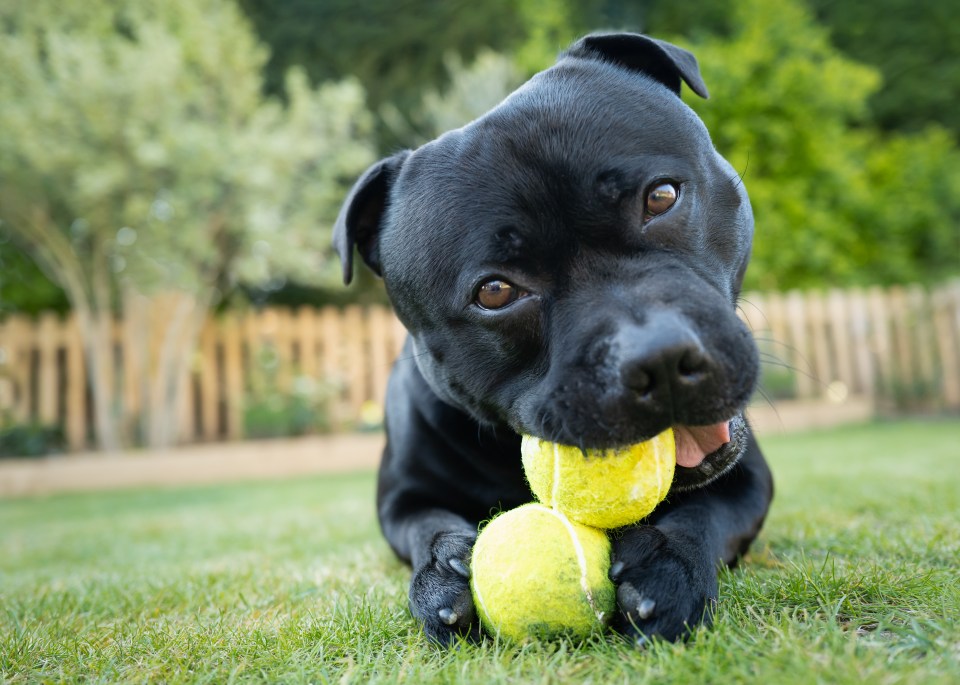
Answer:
242;346;339;439
0;420;66;458
680;0;960;291
0;0;376;449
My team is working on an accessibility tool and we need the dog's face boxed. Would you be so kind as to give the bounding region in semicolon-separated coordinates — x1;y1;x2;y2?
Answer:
335;34;759;489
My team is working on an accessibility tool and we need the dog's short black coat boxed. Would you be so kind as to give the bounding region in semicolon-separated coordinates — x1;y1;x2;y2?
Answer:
334;33;774;645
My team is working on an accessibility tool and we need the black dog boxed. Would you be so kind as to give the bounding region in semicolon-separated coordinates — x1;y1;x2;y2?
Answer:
334;33;773;645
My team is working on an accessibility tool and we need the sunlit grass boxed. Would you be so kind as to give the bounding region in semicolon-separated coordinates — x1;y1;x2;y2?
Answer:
2;419;958;684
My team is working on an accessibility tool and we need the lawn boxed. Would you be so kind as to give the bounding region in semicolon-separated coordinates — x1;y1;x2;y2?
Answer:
1;420;958;684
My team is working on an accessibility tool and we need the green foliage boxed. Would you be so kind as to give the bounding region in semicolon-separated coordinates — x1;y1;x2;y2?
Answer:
389;0;959;292
242;346;338;439
0;419;66;458
511;0;608;74
678;0;960;290
807;0;960;136
0;0;379;448
580;0;733;40
237;0;526;150
0;233;69;314
2;0;956;307
0;0;376;301
381;51;524;146
583;0;960;140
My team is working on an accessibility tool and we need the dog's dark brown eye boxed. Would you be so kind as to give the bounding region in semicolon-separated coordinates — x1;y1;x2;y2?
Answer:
476;280;521;310
645;182;679;218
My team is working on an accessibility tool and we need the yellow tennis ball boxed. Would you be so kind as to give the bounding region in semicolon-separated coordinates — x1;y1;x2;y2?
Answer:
470;503;615;642
521;429;676;529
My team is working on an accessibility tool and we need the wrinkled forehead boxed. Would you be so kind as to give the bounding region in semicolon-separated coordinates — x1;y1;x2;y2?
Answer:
494;59;712;150
381;58;723;290
399;59;712;193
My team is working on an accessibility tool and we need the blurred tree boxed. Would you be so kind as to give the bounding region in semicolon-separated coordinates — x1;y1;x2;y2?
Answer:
380;50;524;146
582;0;731;38
807;0;960;136
0;233;70;314
0;0;375;449
561;0;959;138
236;0;527;149
511;0;607;74
678;0;960;290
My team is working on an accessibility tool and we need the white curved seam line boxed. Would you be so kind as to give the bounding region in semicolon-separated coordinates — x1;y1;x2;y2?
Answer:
539;504;603;621
471;570;494;635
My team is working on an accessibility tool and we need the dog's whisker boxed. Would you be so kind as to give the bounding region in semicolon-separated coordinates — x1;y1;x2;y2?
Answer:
756;355;828;388
750;337;819;378
753;386;785;429
754;385;778;411
731;154;750;189
394;349;430;364
757;352;794;368
751;335;799;349
736;297;770;331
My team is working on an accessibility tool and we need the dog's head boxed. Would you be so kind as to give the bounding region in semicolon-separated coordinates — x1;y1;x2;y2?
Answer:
334;34;758;489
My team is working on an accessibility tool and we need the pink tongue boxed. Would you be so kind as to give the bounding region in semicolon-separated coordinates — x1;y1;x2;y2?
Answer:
674;422;731;468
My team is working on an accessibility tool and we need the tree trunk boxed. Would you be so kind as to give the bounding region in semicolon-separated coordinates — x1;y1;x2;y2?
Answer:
6;212;125;451
74;306;123;452
140;290;213;449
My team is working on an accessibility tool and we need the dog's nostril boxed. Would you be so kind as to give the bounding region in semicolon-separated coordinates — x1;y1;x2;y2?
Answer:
677;347;708;380
623;364;654;396
622;344;708;397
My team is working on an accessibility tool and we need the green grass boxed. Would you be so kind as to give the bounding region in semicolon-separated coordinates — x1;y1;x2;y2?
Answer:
2;419;959;684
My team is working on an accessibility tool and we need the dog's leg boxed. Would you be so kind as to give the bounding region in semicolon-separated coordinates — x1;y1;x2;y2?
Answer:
609;428;773;643
376;357;529;644
384;506;481;643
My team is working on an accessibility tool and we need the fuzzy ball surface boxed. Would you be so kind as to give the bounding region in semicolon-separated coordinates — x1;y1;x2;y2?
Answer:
521;429;676;529
470;503;615;642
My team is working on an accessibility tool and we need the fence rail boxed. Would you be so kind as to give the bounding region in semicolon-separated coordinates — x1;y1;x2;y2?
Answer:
1;282;958;451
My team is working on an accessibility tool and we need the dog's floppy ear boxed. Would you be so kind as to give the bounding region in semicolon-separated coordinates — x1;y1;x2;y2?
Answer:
565;33;709;99
333;150;410;284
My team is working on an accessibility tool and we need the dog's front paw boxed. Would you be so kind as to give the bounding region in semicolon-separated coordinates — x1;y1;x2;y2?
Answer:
409;530;479;645
609;525;718;645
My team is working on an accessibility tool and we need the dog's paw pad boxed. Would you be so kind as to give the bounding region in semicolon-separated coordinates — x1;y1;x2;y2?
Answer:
409;531;480;645
609;526;716;643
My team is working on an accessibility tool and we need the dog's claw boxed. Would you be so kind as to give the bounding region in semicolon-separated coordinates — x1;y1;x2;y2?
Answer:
438;608;459;625
448;557;471;579
637;598;656;620
635;635;649;650
609;560;625;580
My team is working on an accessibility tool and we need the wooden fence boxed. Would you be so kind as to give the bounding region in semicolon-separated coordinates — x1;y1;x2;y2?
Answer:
1;282;958;451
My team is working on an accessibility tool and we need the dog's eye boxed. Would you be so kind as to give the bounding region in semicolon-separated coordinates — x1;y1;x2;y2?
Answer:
645;182;679;219
476;279;521;310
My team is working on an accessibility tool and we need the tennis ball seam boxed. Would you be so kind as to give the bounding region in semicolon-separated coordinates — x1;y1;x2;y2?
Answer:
652;436;664;498
471;503;615;641
531;503;606;623
551;443;562;507
522;430;676;529
472;560;492;632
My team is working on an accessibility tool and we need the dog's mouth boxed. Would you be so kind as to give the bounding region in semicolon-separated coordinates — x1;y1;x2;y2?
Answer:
673;421;731;468
670;414;748;491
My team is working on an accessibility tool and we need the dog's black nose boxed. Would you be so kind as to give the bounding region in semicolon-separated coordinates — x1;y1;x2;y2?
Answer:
619;313;711;398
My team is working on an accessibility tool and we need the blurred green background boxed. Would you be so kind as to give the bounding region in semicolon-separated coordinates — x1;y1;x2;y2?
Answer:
1;0;958;314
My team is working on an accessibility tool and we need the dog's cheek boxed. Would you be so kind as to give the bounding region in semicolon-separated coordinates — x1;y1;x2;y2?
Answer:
412;315;546;424
715;318;759;406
